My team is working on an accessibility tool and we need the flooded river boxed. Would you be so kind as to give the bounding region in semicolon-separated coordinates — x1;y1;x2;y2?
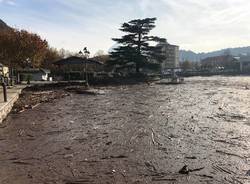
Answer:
1;76;250;184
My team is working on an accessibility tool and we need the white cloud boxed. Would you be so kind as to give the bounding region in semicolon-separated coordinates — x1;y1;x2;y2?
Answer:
2;0;250;53
0;0;16;6
152;0;250;52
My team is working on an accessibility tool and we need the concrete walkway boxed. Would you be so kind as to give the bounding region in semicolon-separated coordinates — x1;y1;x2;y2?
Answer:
0;85;26;123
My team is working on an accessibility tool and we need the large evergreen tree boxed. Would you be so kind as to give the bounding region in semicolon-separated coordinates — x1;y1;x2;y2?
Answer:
109;18;166;73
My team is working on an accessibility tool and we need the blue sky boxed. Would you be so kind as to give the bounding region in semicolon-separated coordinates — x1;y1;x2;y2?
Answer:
1;0;250;55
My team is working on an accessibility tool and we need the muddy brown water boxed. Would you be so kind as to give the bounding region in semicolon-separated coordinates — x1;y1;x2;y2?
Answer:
1;76;250;184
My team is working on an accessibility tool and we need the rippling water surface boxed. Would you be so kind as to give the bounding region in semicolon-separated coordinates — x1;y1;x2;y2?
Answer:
0;76;250;184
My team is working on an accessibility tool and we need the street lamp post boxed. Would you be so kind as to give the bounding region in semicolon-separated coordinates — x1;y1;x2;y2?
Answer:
79;47;90;87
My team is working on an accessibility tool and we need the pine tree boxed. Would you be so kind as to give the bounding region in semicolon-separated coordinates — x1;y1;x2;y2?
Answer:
109;18;166;73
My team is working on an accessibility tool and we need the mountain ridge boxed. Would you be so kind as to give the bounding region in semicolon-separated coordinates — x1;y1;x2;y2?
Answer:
180;46;250;62
0;19;11;30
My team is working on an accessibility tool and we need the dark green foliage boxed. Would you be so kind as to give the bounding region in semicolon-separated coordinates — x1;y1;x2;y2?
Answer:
109;18;166;73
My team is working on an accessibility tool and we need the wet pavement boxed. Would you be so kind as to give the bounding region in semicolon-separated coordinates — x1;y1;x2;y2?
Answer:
1;76;250;184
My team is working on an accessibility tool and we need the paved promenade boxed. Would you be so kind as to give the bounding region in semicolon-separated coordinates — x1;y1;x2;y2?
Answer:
0;85;26;123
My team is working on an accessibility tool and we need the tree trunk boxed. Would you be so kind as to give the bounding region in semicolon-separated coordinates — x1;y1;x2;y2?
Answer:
136;64;140;73
10;67;13;86
136;31;142;73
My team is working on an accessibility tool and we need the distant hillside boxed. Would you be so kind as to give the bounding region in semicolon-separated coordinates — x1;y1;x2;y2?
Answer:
0;19;11;30
180;46;250;62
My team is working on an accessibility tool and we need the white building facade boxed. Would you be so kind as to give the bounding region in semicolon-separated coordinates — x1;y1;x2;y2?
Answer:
158;43;180;74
